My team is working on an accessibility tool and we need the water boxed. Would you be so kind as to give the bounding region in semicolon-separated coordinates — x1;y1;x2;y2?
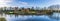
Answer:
0;12;60;21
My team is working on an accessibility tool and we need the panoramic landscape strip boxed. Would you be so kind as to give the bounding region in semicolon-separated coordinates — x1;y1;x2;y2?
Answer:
0;5;60;15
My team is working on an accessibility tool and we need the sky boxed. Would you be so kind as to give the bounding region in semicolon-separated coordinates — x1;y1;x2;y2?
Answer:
0;0;60;8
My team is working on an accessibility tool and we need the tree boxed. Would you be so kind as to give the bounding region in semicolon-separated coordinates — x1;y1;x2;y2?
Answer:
48;5;60;10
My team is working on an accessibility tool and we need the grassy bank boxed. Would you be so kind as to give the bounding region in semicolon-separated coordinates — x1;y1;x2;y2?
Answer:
0;18;6;21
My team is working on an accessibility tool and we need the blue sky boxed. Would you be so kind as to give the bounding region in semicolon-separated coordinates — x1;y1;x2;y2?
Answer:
0;0;60;8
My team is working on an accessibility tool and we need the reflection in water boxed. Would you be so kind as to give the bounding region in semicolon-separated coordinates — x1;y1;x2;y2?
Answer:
49;12;60;21
0;13;60;21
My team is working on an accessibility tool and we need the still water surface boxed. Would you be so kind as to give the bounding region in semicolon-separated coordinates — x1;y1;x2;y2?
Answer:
0;12;60;21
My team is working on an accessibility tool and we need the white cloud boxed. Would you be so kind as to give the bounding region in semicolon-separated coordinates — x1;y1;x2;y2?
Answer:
19;2;28;5
48;0;60;5
8;1;29;7
0;0;28;8
0;0;13;7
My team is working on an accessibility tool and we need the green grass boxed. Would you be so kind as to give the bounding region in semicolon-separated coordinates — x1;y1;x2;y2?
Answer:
0;18;6;21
